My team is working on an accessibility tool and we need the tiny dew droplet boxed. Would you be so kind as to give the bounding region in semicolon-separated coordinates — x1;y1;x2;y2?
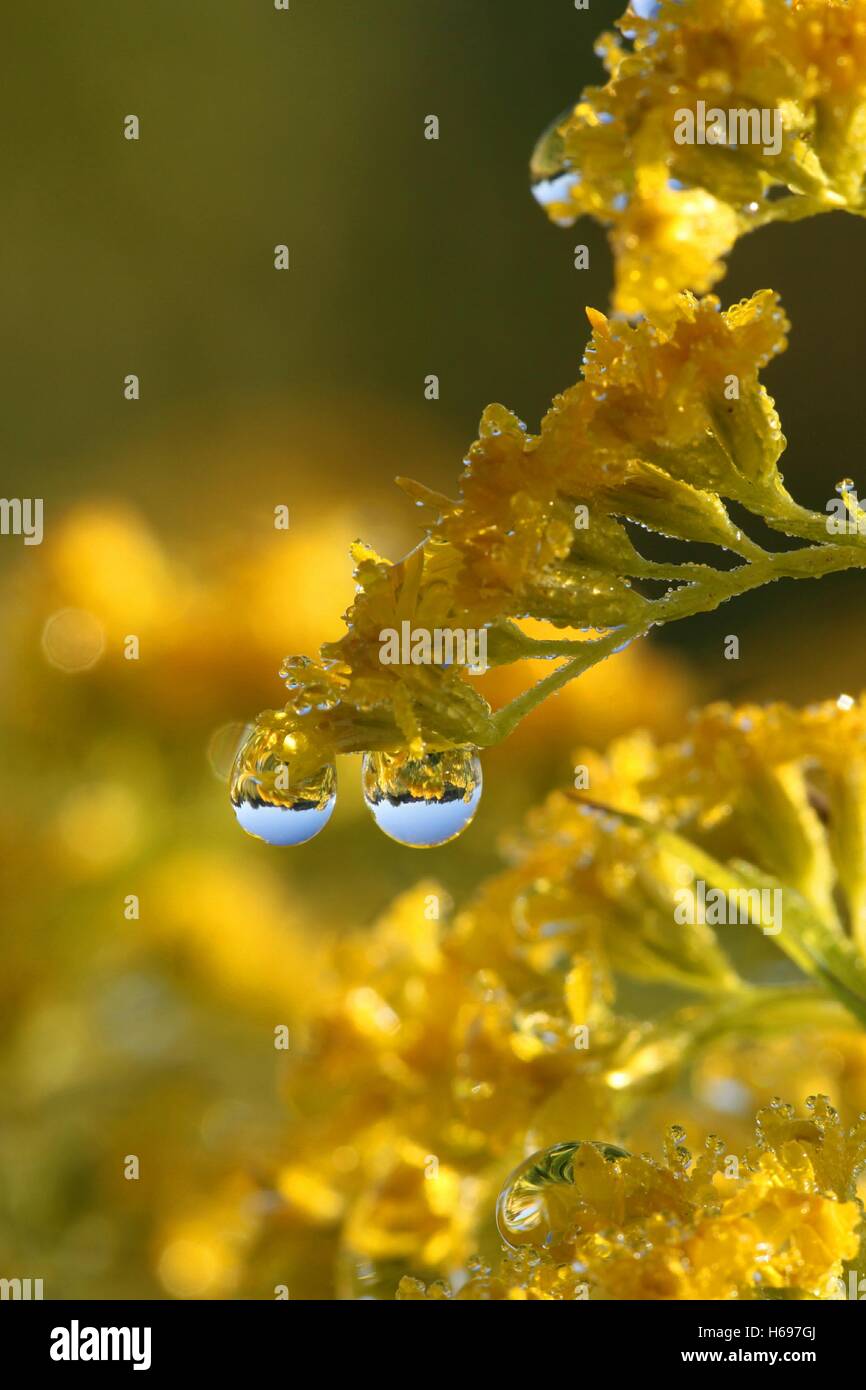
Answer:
361;748;482;848
496;1139;629;1250
229;729;336;846
836;477;855;494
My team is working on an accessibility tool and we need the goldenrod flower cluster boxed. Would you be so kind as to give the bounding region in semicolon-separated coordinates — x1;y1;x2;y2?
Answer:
535;0;866;315
239;288;866;788
271;698;866;1297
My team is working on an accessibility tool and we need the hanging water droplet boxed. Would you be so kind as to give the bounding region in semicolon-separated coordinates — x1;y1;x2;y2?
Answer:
361;748;482;848
531;107;572;182
230;730;336;846
530;107;581;226
496;1140;629;1250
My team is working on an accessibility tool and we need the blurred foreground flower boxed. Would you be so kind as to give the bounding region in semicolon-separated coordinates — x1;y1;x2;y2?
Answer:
0;423;690;1290
266;695;866;1297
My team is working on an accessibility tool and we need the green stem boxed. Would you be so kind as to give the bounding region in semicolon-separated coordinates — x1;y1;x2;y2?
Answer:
487;620;647;741
486;543;866;742
606;984;848;1102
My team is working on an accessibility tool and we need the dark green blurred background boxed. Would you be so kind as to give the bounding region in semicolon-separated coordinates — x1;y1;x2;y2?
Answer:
5;0;865;671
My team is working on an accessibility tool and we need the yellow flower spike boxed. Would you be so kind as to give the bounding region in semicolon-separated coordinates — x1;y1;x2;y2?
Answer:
534;0;866;315
233;291;866;827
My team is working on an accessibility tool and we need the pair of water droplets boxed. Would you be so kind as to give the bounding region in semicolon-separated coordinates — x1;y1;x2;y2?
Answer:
230;736;483;849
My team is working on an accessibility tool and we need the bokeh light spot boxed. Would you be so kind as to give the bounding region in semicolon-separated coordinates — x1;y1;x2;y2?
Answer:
41;607;106;672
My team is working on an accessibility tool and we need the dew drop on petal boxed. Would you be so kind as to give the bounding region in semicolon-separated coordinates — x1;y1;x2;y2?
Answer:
530;108;582;226
496;1140;630;1250
361;748;482;848
531;107;573;183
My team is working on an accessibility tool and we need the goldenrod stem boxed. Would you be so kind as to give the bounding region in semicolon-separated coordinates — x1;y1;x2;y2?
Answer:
606;984;848;1103
488;544;866;742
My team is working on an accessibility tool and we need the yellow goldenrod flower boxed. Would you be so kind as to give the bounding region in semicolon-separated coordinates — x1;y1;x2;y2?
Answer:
232;291;866;824
534;0;866;315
